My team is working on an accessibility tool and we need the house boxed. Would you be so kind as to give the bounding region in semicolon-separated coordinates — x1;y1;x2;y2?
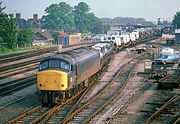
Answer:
16;13;29;29
27;14;41;29
32;28;54;46
15;13;42;29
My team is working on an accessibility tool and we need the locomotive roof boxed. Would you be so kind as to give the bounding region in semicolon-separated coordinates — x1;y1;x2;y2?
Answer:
48;47;99;64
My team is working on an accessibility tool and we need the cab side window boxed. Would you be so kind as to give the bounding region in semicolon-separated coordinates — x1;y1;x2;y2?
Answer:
39;61;48;70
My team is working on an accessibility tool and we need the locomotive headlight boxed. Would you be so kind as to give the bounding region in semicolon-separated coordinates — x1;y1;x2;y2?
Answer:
70;77;73;82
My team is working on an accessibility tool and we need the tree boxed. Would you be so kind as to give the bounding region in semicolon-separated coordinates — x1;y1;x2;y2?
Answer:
51;32;59;42
0;1;5;13
0;1;33;49
0;1;5;45
0;1;17;48
42;2;75;31
173;11;180;28
73;2;103;33
73;2;90;33
42;1;104;34
86;13;102;33
0;13;17;48
17;29;32;48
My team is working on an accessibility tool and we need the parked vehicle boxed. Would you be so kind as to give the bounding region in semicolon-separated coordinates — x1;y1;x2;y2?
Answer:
155;53;180;64
160;47;175;55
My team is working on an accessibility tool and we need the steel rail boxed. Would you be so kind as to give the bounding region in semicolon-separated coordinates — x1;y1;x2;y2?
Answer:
82;60;139;124
0;63;38;78
38;56;112;124
144;95;180;124
31;87;88;124
0;43;93;73
173;115;180;124
61;59;138;124
0;75;36;96
7;88;87;124
7;105;43;124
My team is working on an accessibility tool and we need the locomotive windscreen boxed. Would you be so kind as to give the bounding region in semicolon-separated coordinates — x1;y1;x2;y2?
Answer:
39;59;70;71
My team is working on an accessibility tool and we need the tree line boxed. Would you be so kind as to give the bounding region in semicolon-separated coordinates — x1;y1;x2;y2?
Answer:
42;2;108;33
0;2;32;49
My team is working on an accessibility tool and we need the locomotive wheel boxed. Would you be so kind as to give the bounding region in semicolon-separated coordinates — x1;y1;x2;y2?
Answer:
72;86;78;95
65;90;71;99
47;92;54;104
41;92;49;105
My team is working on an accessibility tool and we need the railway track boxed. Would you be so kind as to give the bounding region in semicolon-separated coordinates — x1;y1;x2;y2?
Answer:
0;37;157;123
0;43;94;74
7;105;50;124
0;36;156;61
5;49;110;123
171;114;180;124
0;48;54;65
0;63;38;79
145;95;180;124
155;67;180;89
0;37;157;78
0;43;94;65
7;88;87;124
0;56;48;73
60;59;139;124
6;57;138;124
0;46;56;63
0;75;36;96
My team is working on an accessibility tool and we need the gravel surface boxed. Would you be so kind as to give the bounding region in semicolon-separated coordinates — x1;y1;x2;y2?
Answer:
90;41;180;124
0;84;39;123
86;51;133;101
91;60;147;124
92;65;179;124
0;70;36;84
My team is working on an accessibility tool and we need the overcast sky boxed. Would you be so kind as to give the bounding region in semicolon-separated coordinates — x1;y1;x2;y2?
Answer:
1;0;180;21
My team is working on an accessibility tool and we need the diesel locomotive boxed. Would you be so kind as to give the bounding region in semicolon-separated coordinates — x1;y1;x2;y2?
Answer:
37;42;113;104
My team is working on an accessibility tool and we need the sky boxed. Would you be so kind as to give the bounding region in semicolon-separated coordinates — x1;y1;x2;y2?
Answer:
1;0;180;22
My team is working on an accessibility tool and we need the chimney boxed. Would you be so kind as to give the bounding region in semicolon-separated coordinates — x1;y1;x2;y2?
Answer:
16;13;21;20
33;14;38;20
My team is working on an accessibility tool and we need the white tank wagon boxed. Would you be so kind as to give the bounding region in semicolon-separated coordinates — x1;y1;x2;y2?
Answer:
131;31;140;40
120;34;130;45
107;35;122;47
128;33;136;42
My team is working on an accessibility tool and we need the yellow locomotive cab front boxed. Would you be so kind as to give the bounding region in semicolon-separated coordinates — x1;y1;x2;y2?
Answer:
37;70;68;91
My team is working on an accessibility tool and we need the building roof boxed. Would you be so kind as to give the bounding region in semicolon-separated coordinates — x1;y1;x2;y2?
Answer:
32;28;54;41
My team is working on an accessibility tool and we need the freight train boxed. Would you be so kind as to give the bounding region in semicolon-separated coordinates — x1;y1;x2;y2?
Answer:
37;29;157;104
37;41;113;104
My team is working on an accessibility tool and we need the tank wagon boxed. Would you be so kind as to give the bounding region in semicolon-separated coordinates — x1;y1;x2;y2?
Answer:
106;28;156;50
37;42;113;104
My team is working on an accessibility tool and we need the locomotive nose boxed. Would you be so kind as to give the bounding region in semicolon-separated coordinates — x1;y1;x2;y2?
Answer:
37;70;68;91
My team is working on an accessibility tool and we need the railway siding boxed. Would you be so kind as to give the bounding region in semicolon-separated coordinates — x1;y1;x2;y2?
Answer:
93;60;148;123
1;37;168;123
60;59;139;123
